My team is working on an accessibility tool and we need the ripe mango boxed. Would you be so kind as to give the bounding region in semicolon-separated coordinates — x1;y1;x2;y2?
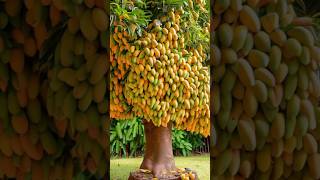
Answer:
232;25;248;51
288;27;314;47
40;132;58;155
254;68;275;87
254;31;271;52
261;12;279;33
243;87;258;117
89;55;107;84
283;38;302;58
237;58;255;87
256;145;271;172
248;49;269;68
214;0;231;14
270;113;285;139
221;48;237;64
253;80;268;103
239;5;261;32
80;10;98;41
218;23;233;47
92;8;108;31
213;149;233;175
238;119;256;151
270;29;287;47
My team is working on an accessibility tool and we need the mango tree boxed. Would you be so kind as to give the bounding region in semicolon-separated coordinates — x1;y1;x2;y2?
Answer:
110;0;210;178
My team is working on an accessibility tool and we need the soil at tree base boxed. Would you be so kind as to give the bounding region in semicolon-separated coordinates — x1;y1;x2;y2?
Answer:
128;169;198;180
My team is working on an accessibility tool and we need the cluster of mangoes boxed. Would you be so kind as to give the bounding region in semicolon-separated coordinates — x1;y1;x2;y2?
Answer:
211;0;320;179
0;0;108;179
110;2;210;136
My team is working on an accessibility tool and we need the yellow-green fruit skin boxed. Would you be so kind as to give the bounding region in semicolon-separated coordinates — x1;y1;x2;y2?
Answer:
232;25;248;51
254;68;275;87
238;119;256;151
213;149;233;175
248;49;269;68
90;55;107;84
218;23;233;47
221;48;237;64
268;45;282;72
254;31;271;52
253;80;268;103
92;8;108;31
239;32;254;56
239;5;261;33
307;153;320;179
80;10;98;41
283;38;302;58
270;29;287;47
214;0;231;14
287;27;314;47
256;146;271;172
93;78;106;103
237;58;255;87
284;75;298;100
261;12;279;33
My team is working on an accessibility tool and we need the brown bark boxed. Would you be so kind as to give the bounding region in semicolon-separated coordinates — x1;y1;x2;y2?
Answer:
140;120;177;177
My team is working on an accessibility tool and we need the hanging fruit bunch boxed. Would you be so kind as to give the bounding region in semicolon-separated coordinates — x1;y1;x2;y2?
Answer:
212;0;320;179
43;0;108;179
0;0;108;179
110;0;210;137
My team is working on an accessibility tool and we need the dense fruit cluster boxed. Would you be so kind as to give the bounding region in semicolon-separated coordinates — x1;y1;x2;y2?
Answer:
212;0;320;179
110;1;210;136
0;0;107;179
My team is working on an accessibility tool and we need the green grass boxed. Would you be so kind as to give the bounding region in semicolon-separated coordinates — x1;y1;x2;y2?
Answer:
111;154;210;180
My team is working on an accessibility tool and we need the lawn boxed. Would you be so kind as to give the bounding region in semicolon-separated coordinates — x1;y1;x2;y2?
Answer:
110;154;210;180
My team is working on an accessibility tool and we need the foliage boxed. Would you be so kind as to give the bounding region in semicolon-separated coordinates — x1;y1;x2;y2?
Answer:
185;131;205;149
110;0;210;57
110;119;207;157
110;118;145;157
172;129;192;156
110;1;151;37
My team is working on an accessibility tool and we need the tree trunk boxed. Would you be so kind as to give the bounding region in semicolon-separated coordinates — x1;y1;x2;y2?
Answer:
140;120;176;177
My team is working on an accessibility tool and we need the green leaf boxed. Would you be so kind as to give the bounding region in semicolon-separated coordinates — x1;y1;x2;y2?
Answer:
110;132;117;142
121;143;127;157
115;140;120;154
116;123;123;139
182;149;186;156
111;144;115;156
132;122;138;138
126;127;133;141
